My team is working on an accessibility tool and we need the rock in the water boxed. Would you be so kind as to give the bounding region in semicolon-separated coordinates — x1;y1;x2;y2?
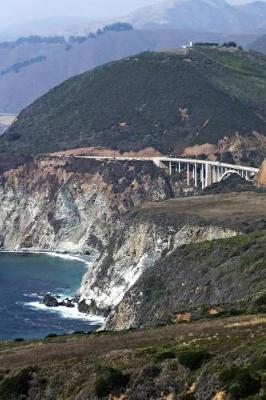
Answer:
78;299;110;317
60;299;75;308
42;293;59;307
257;159;266;186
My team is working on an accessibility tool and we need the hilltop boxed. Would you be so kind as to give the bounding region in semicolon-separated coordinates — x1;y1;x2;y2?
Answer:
1;47;266;171
0;29;256;114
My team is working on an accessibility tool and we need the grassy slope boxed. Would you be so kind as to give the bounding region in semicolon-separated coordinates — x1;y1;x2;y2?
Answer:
113;230;266;328
193;47;266;111
0;315;265;399
104;191;266;329
1;48;266;170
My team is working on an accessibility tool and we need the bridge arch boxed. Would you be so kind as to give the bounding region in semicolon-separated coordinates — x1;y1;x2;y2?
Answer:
219;170;241;182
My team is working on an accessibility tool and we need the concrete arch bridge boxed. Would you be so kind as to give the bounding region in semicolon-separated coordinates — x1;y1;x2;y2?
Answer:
72;155;259;189
155;157;259;189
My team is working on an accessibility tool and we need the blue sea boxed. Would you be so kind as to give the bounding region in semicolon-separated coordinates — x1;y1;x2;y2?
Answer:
0;252;103;341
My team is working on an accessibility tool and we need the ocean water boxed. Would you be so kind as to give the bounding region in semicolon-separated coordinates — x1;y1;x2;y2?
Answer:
0;252;103;341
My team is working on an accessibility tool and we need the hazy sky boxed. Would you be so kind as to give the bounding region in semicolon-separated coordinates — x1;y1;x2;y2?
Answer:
0;0;262;30
0;0;163;29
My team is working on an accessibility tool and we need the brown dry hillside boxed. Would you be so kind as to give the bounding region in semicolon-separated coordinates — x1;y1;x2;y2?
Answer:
0;315;265;399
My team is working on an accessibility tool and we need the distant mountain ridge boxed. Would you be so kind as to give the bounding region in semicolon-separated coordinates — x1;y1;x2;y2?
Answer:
126;0;266;34
1;0;266;40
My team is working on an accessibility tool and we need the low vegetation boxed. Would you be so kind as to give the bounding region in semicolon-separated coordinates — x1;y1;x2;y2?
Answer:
0;315;265;399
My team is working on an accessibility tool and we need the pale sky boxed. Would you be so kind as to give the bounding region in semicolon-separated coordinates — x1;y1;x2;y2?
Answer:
0;0;262;31
0;0;163;29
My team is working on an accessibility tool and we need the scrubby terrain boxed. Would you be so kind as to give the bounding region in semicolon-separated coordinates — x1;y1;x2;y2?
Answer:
0;315;265;399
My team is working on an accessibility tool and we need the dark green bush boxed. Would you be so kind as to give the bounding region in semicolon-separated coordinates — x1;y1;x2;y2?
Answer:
95;367;130;397
156;350;176;362
44;333;58;339
13;338;24;342
178;350;211;370
220;366;261;398
141;365;161;378
0;367;37;400
180;394;196;400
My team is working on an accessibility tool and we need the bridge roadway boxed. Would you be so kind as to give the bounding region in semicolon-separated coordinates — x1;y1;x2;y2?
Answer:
70;155;259;189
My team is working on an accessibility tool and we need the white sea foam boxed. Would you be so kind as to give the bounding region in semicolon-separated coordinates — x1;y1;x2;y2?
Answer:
44;251;90;265
22;293;43;299
25;301;104;324
0;250;90;266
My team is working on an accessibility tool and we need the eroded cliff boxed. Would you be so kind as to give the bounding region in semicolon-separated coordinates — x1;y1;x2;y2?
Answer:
1;157;265;330
0;156;173;252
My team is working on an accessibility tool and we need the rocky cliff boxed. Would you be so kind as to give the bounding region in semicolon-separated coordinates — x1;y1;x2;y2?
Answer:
79;215;236;315
0;156;240;323
0;156;173;252
105;229;266;330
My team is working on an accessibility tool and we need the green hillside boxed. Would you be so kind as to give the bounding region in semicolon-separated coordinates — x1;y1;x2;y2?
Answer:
1;47;266;170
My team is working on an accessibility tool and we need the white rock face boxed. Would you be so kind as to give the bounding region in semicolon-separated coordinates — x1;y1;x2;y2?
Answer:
0;157;176;298
0;177;111;254
80;221;237;310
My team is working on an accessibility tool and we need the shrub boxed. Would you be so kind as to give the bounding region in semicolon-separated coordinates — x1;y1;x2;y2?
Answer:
180;394;196;400
95;367;130;397
0;367;37;399
44;333;58;339
156;350;176;362
13;337;24;342
220;366;261;398
141;365;161;378
178;350;211;370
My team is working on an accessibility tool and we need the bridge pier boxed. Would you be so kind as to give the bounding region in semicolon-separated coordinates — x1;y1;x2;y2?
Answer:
187;163;190;186
152;157;258;189
205;163;212;187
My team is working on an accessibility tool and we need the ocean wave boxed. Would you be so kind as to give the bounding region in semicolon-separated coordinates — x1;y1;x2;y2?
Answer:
44;252;90;265
22;293;43;299
0;250;91;267
24;301;104;324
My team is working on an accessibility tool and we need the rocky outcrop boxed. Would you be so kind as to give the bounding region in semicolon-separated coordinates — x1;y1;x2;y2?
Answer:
257;159;266;186
105;230;266;330
79;216;236;314
42;293;59;307
184;132;266;165
78;299;110;317
0;156;173;252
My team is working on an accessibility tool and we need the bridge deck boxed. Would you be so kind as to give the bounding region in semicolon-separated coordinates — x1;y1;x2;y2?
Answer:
74;155;259;173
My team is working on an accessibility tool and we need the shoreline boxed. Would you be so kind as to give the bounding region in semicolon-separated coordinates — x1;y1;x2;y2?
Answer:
0;249;91;266
0;249;106;327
